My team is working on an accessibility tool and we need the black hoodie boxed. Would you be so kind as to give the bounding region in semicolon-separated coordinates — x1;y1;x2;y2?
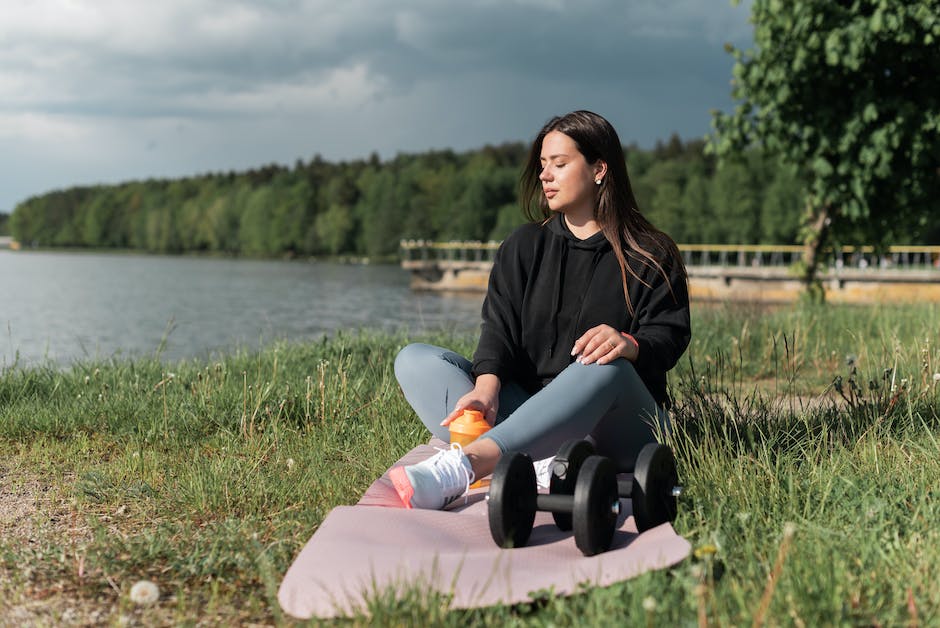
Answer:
471;216;691;406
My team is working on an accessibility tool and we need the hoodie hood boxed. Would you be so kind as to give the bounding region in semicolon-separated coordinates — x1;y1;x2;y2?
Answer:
546;214;611;251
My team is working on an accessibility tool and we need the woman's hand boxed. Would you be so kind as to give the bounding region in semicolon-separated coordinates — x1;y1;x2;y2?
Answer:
441;374;501;427
571;324;639;365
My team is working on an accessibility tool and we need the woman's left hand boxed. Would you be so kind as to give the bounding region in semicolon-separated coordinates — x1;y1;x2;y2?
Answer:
571;325;638;365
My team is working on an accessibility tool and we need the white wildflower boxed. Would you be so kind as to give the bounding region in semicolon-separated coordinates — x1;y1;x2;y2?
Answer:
933;373;940;383
286;458;295;471
642;596;658;612
129;580;160;605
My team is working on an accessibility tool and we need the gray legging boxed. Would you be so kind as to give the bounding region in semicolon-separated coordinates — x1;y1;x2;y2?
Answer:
394;343;669;472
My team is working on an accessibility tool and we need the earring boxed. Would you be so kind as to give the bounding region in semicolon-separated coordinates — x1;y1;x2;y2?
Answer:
595;178;602;185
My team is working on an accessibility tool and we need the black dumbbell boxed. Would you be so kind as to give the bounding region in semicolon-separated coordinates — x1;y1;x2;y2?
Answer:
551;439;680;533
631;441;681;531
547;439;597;531
487;451;620;556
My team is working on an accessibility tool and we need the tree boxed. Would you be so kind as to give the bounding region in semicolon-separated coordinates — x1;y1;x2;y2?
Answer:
710;160;762;244
640;160;687;241
680;174;712;244
760;163;804;244
355;167;405;258
710;0;940;299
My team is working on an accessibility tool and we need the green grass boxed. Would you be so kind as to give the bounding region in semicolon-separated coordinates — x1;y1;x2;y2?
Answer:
0;304;938;625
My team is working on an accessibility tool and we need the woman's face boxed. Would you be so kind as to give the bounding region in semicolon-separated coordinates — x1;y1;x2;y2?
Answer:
539;130;606;219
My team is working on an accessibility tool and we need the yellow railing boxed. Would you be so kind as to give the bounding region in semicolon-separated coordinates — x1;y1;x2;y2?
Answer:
401;240;940;270
400;239;501;263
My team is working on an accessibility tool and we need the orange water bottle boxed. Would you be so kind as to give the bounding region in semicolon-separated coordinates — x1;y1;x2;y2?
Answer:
449;409;491;488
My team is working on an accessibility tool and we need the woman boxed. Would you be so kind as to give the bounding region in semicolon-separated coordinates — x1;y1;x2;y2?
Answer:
390;110;691;510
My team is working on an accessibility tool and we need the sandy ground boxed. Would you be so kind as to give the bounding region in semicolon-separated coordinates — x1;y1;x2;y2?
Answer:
0;466;117;626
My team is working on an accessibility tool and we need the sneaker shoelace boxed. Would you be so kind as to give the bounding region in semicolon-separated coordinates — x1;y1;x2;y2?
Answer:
427;443;475;503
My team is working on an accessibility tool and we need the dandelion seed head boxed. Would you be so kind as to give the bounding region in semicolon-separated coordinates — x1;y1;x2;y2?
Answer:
642;596;657;612
933;373;940;382
286;458;295;471
129;580;160;605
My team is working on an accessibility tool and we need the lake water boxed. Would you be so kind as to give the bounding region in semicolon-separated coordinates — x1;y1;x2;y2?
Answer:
0;251;485;368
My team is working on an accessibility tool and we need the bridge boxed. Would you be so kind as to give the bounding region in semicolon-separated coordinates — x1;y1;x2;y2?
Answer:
400;240;940;303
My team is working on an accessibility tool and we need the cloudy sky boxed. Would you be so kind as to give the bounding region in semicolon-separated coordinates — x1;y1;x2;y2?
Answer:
0;0;754;213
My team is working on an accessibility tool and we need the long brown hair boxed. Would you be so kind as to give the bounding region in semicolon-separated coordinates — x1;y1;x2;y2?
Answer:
520;110;687;315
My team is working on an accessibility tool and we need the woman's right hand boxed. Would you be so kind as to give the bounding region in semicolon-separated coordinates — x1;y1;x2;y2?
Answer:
440;374;501;427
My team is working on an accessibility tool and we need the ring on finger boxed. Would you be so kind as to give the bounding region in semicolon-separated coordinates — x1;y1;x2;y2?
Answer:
607;340;617;350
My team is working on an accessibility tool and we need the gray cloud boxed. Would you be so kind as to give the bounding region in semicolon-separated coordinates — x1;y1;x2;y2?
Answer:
0;0;752;211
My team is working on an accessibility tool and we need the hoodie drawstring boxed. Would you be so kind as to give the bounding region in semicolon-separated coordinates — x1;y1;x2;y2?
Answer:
549;244;568;357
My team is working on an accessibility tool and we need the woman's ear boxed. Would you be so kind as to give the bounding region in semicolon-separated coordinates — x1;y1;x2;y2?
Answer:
594;160;608;181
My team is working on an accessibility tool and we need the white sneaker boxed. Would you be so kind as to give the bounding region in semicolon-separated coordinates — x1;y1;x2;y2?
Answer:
390;443;475;509
533;456;555;490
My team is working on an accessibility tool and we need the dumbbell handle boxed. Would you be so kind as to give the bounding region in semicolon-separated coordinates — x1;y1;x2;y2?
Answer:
536;493;574;512
536;493;623;518
539;484;682;513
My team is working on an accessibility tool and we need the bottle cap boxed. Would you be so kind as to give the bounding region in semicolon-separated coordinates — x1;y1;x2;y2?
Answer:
449;409;491;444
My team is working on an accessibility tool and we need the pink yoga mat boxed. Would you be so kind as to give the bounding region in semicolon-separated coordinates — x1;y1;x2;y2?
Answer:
278;441;691;619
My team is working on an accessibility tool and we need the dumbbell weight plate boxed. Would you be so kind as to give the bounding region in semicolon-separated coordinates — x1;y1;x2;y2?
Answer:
488;452;538;549
550;439;596;531
631;443;679;532
573;455;620;556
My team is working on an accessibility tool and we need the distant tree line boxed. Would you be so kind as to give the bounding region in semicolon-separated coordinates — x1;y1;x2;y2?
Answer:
9;137;936;258
0;212;9;236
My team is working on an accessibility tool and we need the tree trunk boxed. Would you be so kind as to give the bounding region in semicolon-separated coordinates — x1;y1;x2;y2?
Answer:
801;201;830;303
